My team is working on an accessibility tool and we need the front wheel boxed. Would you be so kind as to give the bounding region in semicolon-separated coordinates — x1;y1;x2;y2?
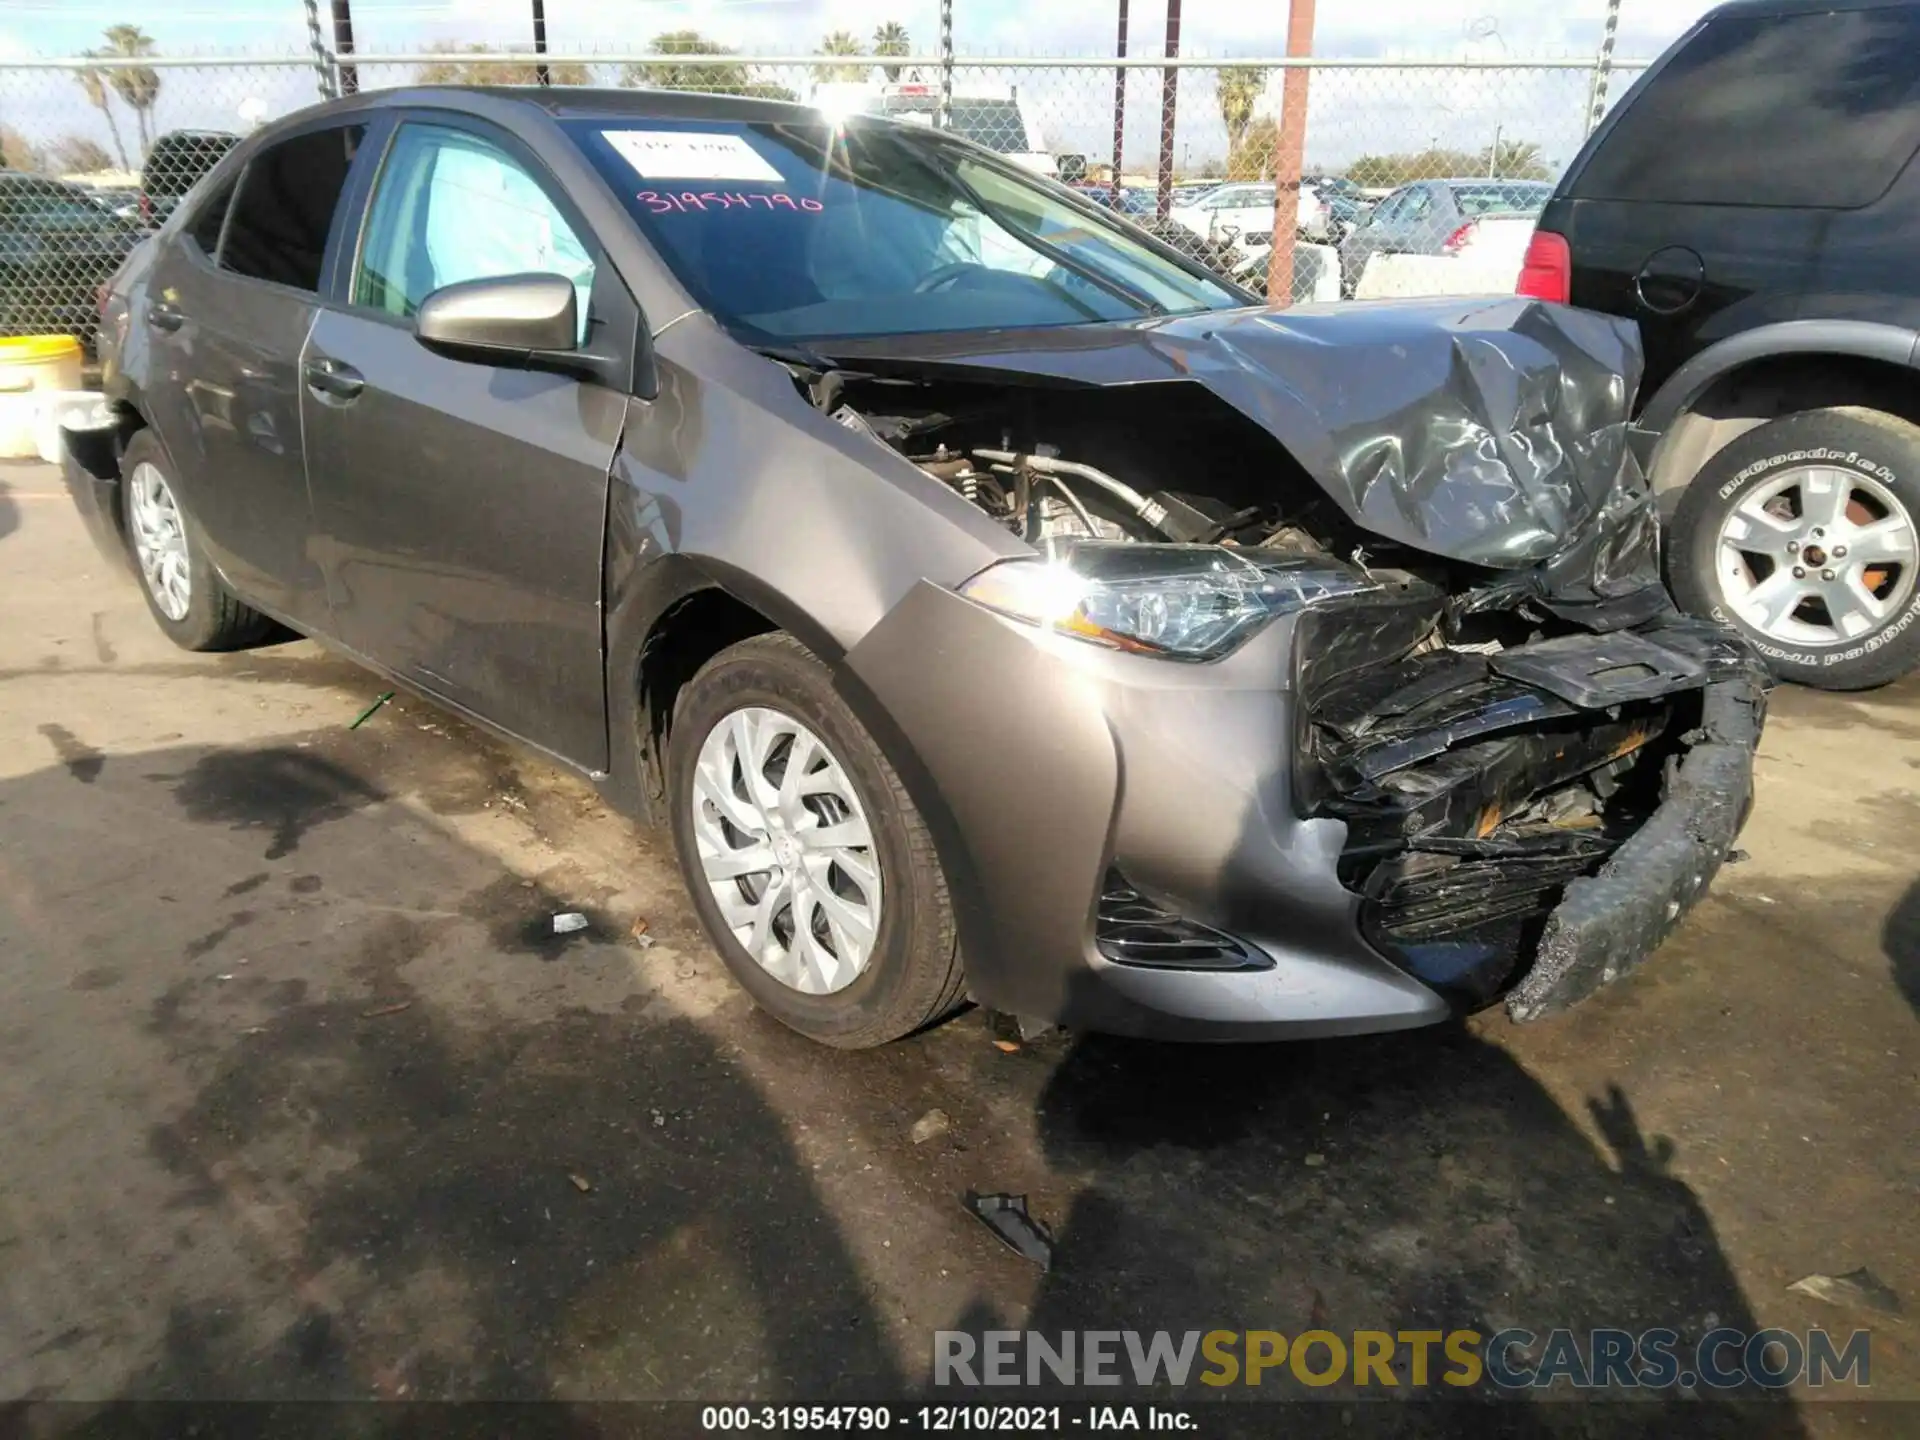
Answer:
665;633;966;1048
1668;407;1920;690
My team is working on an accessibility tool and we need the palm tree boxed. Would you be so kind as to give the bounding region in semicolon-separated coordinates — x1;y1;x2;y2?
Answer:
873;21;910;82
1481;137;1549;180
102;25;160;159
75;60;130;172
815;30;867;84
1216;65;1266;154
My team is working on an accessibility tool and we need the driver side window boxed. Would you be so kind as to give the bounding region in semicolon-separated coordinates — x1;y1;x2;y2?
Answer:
353;123;595;342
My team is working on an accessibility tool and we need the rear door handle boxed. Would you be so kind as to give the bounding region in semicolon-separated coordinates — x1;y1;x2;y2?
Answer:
146;301;183;332
303;356;365;401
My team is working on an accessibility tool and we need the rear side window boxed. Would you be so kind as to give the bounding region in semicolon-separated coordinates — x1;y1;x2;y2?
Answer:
1574;7;1920;208
220;124;365;292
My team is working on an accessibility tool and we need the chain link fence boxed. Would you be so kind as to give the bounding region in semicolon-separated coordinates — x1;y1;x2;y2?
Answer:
0;47;1648;345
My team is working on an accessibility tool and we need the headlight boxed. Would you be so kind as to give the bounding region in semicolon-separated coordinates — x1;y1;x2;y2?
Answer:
957;542;1380;660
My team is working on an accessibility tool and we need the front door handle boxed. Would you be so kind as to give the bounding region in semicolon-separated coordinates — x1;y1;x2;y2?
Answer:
147;301;184;332
303;356;365;401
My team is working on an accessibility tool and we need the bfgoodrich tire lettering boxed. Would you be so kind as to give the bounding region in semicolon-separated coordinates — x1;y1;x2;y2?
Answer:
666;632;966;1048
120;430;279;653
1669;407;1920;690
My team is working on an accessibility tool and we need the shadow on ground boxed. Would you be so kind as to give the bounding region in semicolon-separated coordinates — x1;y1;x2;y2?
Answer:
1881;878;1920;1019
0;730;1808;1436
987;1019;1806;1436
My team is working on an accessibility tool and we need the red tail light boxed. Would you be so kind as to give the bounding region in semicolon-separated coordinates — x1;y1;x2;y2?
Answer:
1517;229;1572;303
138;191;154;225
1441;221;1478;256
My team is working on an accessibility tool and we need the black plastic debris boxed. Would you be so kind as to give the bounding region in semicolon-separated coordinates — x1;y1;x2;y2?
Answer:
964;1191;1055;1271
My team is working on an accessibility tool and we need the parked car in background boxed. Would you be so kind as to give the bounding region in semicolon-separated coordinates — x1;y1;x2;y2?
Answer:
65;87;1760;1048
1524;0;1920;689
140;130;240;226
1340;179;1552;296
0;172;143;346
1072;183;1156;219
1321;193;1373;244
1171;181;1330;246
85;186;145;227
1228;238;1342;305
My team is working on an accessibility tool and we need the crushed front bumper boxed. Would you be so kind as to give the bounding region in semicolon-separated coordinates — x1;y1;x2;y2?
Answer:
1505;670;1760;1021
845;582;1764;1041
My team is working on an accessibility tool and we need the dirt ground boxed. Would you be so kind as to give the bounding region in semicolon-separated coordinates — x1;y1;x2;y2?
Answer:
0;459;1914;1435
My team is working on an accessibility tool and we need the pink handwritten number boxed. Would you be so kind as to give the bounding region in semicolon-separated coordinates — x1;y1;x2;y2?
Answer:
635;190;825;214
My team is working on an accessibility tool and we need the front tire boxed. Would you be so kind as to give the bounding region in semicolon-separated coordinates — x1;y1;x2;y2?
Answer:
1669;407;1920;690
120;430;278;652
666;633;965;1048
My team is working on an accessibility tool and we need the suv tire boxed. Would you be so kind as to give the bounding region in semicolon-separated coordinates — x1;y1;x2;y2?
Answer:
120;430;280;652
666;632;966;1048
1669;407;1920;691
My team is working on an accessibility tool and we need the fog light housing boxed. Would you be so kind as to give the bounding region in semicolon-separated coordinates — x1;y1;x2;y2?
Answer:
1095;871;1273;971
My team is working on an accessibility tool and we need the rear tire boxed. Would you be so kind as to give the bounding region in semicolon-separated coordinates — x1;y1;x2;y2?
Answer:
120;429;279;652
1669;407;1920;690
666;633;965;1049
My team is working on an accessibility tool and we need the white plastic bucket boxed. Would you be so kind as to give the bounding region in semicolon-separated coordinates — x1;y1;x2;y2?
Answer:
0;336;86;459
35;391;113;465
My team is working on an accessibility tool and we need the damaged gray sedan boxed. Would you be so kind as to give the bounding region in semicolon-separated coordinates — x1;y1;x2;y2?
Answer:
66;87;1766;1047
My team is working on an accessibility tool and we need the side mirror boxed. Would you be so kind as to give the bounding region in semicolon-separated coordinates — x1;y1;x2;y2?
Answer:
415;272;578;361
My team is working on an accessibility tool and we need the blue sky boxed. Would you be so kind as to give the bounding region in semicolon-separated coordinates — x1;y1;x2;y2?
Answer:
2;0;1718;173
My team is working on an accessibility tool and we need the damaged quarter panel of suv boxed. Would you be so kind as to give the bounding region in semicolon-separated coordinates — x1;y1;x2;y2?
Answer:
81;90;1765;1048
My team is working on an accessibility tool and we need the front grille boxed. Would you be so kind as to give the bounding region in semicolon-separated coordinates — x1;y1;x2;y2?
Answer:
1095;873;1272;971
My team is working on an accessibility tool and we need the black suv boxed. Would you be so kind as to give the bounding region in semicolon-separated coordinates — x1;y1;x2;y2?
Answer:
1524;0;1920;689
140;130;239;227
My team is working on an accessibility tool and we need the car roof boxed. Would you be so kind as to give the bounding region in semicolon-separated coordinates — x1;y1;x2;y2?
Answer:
1704;0;1916;16
369;84;820;125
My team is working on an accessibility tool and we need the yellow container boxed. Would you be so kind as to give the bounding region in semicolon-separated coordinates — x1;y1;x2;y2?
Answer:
0;335;84;390
0;336;88;459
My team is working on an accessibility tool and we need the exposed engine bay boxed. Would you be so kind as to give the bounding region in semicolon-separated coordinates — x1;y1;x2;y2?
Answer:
777;297;1766;1018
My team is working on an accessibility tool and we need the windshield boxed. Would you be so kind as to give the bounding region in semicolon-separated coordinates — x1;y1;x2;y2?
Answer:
1449;182;1553;217
568;118;1243;343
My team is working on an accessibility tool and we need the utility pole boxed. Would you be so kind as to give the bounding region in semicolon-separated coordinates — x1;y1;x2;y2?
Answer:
330;0;357;95
1265;0;1315;305
1109;0;1129;206
302;0;337;99
1489;122;1501;177
1156;0;1181;217
1585;0;1621;136
532;0;550;85
938;0;954;130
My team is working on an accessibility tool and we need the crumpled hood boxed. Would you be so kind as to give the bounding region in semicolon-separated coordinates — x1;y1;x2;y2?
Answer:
825;297;1646;572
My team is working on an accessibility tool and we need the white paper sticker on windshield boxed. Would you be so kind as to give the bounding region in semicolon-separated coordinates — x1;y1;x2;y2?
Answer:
602;129;783;183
